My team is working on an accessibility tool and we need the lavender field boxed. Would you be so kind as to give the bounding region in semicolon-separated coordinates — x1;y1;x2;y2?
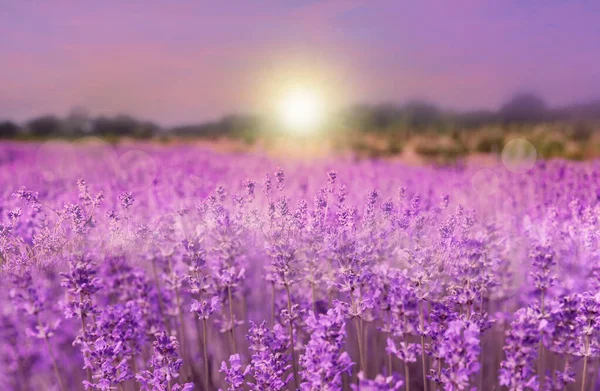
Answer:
1;141;599;391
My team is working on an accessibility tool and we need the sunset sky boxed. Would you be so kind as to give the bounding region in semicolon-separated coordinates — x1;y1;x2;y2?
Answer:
2;0;599;125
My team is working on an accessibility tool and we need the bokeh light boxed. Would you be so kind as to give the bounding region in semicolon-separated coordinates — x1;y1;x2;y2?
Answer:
502;138;537;174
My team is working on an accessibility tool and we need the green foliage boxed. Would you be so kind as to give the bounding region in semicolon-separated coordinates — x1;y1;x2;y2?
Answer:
538;140;566;159
414;142;467;164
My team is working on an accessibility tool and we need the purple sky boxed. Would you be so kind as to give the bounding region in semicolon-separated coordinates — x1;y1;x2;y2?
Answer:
2;0;599;125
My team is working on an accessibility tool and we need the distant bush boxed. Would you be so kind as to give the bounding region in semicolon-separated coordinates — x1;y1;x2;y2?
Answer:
385;140;403;155
0;121;19;138
571;122;592;141
27;115;62;137
565;150;585;161
414;142;467;164
538;140;566;158
499;93;547;123
476;135;504;153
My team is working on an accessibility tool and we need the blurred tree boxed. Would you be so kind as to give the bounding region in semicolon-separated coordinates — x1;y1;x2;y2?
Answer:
458;110;497;129
500;93;547;123
339;104;378;132
64;107;92;136
109;115;137;137
371;104;400;131
27;115;62;137
402;100;442;129
92;115;159;139
0;121;20;138
340;101;444;133
170;114;258;140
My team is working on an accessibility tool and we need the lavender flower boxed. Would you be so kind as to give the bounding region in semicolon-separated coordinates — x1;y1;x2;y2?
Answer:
275;168;285;191
81;337;132;390
118;191;135;209
499;307;540;390
220;353;248;391
9;272;65;390
190;296;220;320
246;321;291;391
437;319;480;391
300;308;353;391
386;338;421;365
136;331;192;391
60;255;100;321
352;371;403;391
529;245;557;296
4;145;600;391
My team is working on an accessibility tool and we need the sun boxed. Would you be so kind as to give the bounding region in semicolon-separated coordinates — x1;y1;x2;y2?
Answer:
278;88;324;132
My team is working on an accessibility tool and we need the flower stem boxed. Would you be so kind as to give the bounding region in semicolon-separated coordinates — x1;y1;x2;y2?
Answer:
538;289;546;390
364;320;370;375
311;279;317;314
131;357;140;391
271;281;276;327
39;319;66;391
581;356;588;391
227;285;237;353
402;313;411;391
285;284;299;390
355;316;365;373
386;312;393;376
151;259;171;335
404;333;411;391
581;332;590;391
169;257;189;382
203;318;210;391
420;301;428;391
77;301;93;385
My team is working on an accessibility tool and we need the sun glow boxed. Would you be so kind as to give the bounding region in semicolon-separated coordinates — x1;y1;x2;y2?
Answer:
278;88;324;132
253;55;350;135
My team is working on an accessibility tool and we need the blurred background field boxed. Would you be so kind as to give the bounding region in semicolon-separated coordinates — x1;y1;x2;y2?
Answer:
2;92;600;164
2;2;600;166
3;2;600;167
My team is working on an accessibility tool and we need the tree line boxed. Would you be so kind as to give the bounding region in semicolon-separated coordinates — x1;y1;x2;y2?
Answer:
1;93;599;140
